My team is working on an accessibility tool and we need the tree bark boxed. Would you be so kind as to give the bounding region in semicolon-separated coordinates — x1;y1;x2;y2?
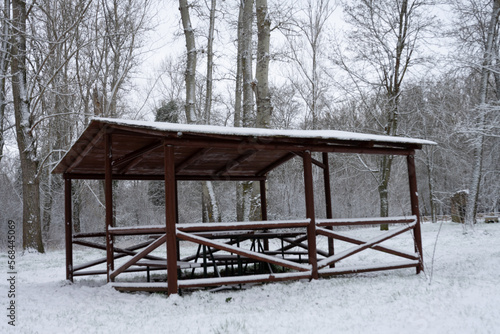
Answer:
255;0;271;128
11;0;44;252
179;0;197;123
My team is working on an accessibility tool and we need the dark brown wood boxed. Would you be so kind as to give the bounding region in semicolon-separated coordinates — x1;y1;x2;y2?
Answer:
65;127;105;173
164;143;179;295
316;227;419;260
176;230;311;272
64;179;73;282
260;179;269;251
113;140;163;174
256;152;296;176
303;151;318;279
407;154;424;273
178;219;309;232
316;216;417;226
63;173;266;182
215;150;257;176
322;152;334;264
110;234;167;280
163;137;415;156
318;260;419;277
105;132;114;282
317;223;416;269
175;147;212;172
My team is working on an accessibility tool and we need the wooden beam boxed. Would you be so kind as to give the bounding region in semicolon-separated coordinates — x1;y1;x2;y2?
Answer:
316;227;419;260
164;143;179;295
63;173;266;181
303;151;318;279
105;132;114;282
64;179;73;282
257;152;296;176
162;137;416;156
176;230;311;272
112;140;162;174
175;147;212;172
322;152;334;264
65;127;105;173
110;234;167;280
317;223;416;269
407;153;424;273
318;260;419;277
215;150;257;176
316;216;417;227
294;151;326;169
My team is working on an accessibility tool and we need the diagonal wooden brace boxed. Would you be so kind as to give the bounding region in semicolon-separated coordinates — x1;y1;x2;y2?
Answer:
317;223;416;270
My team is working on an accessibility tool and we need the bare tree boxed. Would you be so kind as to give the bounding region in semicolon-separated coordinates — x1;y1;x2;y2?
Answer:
337;0;434;229
284;0;335;129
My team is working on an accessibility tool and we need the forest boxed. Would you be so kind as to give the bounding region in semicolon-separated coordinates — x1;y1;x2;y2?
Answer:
0;0;499;253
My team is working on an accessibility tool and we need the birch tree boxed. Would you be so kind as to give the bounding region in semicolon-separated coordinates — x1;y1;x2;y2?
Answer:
179;0;197;123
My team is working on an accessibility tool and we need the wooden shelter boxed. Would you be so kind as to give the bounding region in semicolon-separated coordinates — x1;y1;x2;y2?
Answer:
53;118;435;295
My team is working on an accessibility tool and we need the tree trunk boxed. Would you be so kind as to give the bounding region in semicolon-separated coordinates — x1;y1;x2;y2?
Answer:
179;0;197;123
204;0;216;124
236;0;254;221
255;0;272;128
11;0;44;252
241;0;254;127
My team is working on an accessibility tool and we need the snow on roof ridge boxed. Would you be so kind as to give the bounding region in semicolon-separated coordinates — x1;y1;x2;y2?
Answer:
91;117;437;146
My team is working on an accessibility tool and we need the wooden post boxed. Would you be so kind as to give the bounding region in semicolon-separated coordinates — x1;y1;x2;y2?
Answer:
407;153;424;273
64;178;73;282
164;143;179;295
105;132;114;282
322;152;335;265
260;179;269;251
303;151;318;279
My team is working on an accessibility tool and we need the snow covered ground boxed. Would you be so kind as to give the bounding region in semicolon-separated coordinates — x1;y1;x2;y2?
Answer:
1;221;499;334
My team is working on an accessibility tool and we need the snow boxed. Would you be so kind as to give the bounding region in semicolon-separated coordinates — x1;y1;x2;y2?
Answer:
91;117;437;146
2;221;500;333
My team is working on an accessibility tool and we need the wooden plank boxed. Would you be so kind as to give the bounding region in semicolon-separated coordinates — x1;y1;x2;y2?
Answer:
108;225;166;235
317;223;416;269
316;216;417;227
175;147;212;172
256;152;296;176
65;127;105;173
113;140;163;174
318;260;419;277
177;219;310;232
110;234;167;280
215;150;257;176
176;230;311;272
178;271;313;289
316;227;419;260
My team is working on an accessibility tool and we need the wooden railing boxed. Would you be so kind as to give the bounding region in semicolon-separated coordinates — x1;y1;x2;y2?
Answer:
70;216;422;291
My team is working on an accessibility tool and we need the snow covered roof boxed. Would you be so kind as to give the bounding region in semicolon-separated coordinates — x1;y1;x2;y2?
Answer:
53;117;435;179
94;117;436;146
